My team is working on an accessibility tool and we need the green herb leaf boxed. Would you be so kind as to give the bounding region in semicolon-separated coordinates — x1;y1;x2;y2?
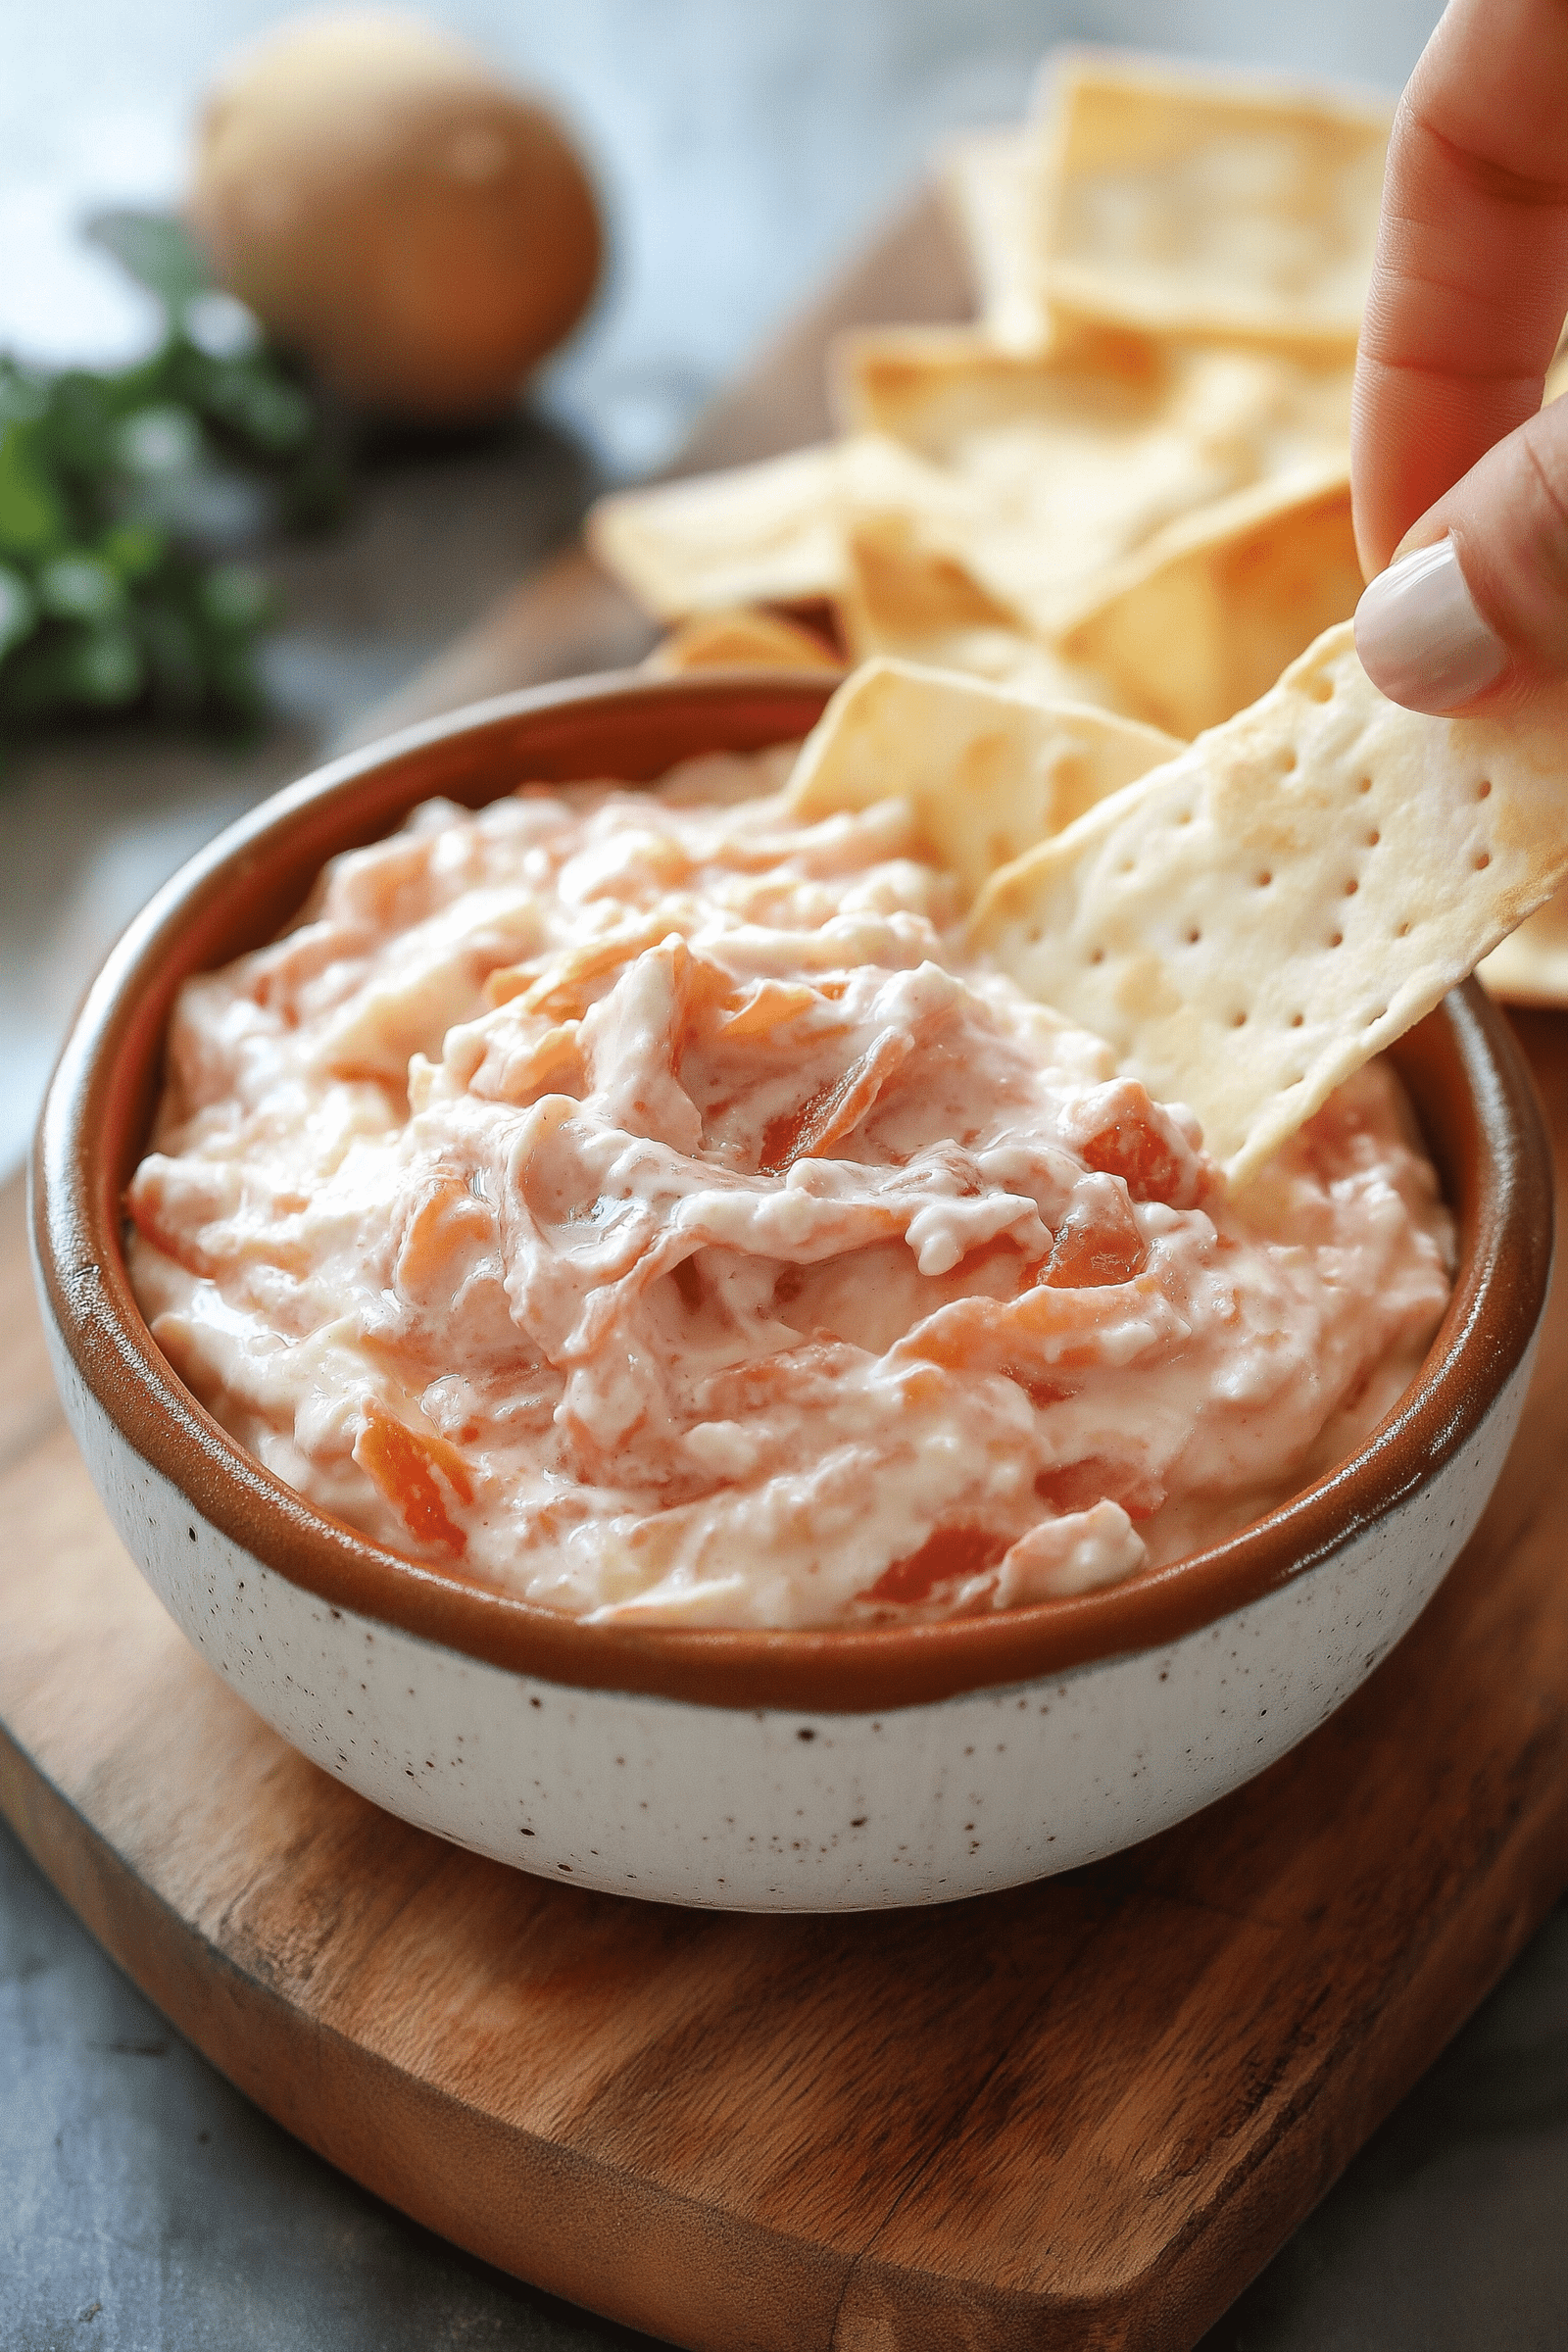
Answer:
2;211;353;741
98;520;168;581
0;421;69;559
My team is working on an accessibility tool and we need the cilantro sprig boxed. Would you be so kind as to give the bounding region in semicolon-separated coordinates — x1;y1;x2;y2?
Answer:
0;212;348;737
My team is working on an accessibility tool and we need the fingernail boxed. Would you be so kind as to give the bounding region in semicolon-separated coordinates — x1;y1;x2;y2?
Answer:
1354;537;1507;713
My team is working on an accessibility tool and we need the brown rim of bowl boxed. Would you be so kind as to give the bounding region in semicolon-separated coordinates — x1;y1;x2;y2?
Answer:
33;666;1555;1715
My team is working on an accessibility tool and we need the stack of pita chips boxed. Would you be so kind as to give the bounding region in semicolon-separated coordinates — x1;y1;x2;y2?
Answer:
589;51;1382;739
586;48;1568;1004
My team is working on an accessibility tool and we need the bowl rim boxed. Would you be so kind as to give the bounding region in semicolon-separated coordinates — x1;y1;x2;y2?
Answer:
32;665;1556;1714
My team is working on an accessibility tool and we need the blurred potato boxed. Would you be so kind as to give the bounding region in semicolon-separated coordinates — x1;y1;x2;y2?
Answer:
188;11;602;419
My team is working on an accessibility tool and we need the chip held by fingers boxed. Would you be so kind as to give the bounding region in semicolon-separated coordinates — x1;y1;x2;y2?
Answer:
964;621;1568;1181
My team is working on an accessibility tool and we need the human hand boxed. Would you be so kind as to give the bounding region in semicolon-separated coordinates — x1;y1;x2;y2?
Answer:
1351;0;1568;714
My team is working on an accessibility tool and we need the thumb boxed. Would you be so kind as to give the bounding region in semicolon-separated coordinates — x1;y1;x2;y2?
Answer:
1353;389;1568;716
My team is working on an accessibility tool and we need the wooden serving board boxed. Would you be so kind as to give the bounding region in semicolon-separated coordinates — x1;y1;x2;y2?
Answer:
2;1011;1567;2350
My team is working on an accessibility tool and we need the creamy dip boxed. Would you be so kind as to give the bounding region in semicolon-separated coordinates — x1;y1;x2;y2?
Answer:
126;747;1453;1629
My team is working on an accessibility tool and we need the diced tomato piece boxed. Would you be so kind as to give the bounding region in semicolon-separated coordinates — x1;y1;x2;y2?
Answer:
864;1523;1010;1607
1042;1194;1145;1289
1075;1082;1195;1204
356;1401;471;1557
758;1029;908;1174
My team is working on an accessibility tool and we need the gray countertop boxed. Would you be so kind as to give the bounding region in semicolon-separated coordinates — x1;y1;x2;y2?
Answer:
10;4;1568;2346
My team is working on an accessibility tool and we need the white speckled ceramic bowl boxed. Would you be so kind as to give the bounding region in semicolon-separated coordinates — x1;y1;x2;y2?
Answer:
32;670;1554;1911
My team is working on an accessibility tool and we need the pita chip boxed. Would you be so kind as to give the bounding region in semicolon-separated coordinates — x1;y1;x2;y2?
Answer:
941;126;1053;351
834;326;1353;640
585;435;967;620
1035;50;1391;347
784;656;1181;907
838;514;1127;710
1056;463;1362;737
646;607;843;675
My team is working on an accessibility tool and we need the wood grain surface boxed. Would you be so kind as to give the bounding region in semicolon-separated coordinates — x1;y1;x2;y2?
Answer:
0;1013;1565;2351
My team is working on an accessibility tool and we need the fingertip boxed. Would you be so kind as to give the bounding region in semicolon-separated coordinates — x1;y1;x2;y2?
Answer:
1353;538;1509;713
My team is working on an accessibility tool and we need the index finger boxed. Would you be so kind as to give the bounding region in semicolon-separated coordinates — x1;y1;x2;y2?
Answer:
1351;0;1568;574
